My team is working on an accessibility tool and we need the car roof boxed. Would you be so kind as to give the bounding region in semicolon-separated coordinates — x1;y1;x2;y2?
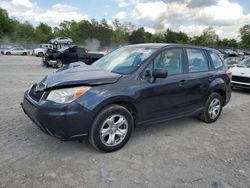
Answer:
127;43;218;52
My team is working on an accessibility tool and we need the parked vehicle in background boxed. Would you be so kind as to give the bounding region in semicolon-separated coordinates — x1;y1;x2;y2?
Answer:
3;47;29;55
49;37;73;45
42;45;104;68
218;49;228;59
231;58;250;89
244;50;250;56
32;44;53;57
225;57;243;69
22;44;231;152
0;45;12;54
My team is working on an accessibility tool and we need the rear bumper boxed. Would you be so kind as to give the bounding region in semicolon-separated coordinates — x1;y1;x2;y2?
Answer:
21;91;94;140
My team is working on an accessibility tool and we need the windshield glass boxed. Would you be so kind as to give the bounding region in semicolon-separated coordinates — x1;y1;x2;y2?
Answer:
92;46;156;74
238;58;250;68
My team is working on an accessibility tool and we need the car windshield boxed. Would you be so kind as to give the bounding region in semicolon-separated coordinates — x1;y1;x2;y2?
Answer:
92;46;156;75
238;58;250;68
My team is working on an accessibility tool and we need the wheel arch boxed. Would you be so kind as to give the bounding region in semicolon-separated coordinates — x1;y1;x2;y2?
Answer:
93;97;139;127
213;88;226;106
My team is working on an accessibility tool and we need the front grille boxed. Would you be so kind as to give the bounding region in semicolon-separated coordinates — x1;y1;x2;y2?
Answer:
232;76;250;83
28;84;44;102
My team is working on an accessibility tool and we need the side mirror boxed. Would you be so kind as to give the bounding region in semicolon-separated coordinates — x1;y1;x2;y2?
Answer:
152;69;168;79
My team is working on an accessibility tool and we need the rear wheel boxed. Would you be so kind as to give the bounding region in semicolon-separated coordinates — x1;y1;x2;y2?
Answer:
199;93;223;123
89;105;133;152
22;52;27;55
6;52;11;55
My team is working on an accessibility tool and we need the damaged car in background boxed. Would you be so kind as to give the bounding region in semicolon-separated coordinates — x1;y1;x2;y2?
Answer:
42;45;105;68
21;44;231;152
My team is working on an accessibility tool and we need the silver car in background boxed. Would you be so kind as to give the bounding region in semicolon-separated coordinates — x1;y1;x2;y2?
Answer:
49;37;73;45
3;47;29;55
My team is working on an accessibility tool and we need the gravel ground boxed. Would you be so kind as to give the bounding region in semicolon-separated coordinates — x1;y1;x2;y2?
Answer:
0;55;250;188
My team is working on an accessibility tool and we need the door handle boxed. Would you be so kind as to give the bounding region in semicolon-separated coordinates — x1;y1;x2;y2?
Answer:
179;80;187;87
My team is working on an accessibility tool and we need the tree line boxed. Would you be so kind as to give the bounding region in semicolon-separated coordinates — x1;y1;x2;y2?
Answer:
1;7;250;49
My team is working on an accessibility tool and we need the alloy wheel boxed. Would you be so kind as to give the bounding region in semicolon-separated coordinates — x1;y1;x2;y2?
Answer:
208;98;221;120
100;114;128;146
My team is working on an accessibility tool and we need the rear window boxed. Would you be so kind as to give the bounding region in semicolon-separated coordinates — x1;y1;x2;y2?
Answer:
187;49;209;72
209;52;223;69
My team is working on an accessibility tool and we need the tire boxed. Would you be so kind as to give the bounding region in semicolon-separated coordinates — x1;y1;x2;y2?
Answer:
38;52;44;57
53;41;58;45
199;93;223;123
67;41;71;45
56;59;63;68
89;105;134;152
6;52;11;55
22;52;27;55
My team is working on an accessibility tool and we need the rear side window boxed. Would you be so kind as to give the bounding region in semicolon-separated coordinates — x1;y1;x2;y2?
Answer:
209;52;223;69
187;49;209;72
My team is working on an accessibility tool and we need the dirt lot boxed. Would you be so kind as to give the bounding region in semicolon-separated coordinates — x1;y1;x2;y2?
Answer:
0;55;250;188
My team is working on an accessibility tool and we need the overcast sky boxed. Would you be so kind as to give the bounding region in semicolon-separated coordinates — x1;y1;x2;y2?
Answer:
1;0;250;39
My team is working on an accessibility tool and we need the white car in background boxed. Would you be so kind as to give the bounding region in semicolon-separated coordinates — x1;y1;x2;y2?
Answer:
32;44;53;57
3;47;29;55
49;37;73;45
231;58;250;89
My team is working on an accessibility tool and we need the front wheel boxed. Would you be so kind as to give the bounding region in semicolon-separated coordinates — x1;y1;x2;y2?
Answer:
199;93;223;123
38;52;44;57
89;105;134;152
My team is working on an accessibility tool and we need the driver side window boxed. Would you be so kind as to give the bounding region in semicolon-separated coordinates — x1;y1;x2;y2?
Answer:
142;48;184;79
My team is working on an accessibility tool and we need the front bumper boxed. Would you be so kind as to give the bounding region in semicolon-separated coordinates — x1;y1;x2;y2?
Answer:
21;91;95;140
231;81;250;89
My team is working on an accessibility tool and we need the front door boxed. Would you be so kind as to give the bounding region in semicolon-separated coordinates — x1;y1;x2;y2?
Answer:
138;48;188;122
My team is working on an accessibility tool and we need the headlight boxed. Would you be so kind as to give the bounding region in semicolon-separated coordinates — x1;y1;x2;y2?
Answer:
47;86;91;104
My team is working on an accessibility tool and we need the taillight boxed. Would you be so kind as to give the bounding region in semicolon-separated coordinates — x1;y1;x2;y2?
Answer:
226;69;232;80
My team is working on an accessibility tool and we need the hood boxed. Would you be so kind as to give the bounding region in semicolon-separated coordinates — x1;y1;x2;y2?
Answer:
40;63;122;89
230;67;250;77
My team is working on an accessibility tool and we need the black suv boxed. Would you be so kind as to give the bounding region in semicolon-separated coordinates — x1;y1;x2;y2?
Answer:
22;44;231;152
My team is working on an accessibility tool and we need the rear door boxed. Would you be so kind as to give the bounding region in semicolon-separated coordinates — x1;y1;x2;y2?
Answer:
185;48;213;110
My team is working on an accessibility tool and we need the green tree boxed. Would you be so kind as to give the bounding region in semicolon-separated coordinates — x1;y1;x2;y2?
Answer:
14;21;35;42
111;19;130;46
35;23;53;43
191;27;219;46
239;25;250;48
0;8;15;39
129;27;145;44
153;32;165;43
176;31;189;44
164;29;177;43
